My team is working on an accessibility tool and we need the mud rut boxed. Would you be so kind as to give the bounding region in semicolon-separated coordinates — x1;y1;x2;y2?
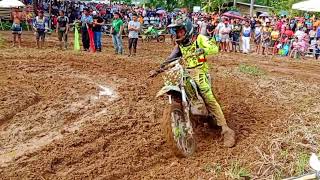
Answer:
0;32;320;179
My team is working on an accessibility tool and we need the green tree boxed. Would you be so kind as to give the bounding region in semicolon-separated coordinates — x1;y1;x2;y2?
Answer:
202;0;230;14
270;0;303;16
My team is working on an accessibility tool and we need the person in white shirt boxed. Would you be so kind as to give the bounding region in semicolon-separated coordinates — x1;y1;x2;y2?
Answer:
220;20;231;52
215;19;225;50
128;13;140;57
143;16;149;26
149;15;155;25
295;28;305;41
241;21;251;54
199;18;208;36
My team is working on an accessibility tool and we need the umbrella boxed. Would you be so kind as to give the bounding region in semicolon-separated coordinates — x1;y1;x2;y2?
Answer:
259;12;270;17
292;0;320;12
173;8;181;12
279;10;288;16
224;11;241;16
0;0;25;8
156;9;166;14
222;11;244;20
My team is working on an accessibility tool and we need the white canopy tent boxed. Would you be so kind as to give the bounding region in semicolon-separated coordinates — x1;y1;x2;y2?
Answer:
0;0;25;8
292;0;320;12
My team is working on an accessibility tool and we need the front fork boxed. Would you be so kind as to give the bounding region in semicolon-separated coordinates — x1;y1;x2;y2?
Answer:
180;85;194;136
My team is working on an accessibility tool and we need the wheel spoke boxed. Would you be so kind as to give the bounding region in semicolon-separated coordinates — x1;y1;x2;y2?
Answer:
171;109;195;156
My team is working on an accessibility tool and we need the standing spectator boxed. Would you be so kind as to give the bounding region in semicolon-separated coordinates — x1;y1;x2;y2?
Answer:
231;19;242;52
138;14;144;25
284;25;294;39
250;17;256;38
143;15;149;27
128;13;140;57
315;38;320;59
150;14;155;25
206;19;215;38
25;8;34;31
199;18;208;36
169;16;176;45
254;22;262;54
270;26;280;54
241;21;251;54
155;14;160;27
111;12;124;55
80;8;93;51
215;19;224;50
261;23;271;55
220;20;231;52
11;7;24;48
92;11;104;52
309;26;317;43
33;10;49;49
295;27;305;41
56;10;69;50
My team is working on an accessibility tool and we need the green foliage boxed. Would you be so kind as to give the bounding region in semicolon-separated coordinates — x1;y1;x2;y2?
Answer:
0;34;5;47
0;21;29;31
203;163;222;174
239;64;265;76
226;161;251;179
270;0;303;17
227;6;240;12
202;0;230;13
233;0;309;16
294;152;309;176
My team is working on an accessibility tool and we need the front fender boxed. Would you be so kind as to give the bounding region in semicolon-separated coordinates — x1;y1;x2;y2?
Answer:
156;85;181;98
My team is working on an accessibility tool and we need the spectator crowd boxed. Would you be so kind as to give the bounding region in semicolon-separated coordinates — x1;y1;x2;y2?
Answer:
10;0;320;59
194;13;320;59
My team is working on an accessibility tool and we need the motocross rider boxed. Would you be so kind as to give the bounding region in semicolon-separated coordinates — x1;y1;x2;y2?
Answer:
164;16;236;148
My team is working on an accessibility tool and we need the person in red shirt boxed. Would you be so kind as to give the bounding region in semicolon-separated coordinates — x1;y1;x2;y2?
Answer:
284;25;294;39
277;19;283;31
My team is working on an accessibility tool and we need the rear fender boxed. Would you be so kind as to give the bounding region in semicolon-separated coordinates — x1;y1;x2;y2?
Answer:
156;85;181;98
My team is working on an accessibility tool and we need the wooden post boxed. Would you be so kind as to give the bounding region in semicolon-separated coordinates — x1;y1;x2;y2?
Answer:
250;0;254;17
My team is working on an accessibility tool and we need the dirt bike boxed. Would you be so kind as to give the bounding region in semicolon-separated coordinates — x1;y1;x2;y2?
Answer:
150;54;217;157
142;26;165;42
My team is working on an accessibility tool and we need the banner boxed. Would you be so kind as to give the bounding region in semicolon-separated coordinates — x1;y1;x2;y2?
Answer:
74;24;80;51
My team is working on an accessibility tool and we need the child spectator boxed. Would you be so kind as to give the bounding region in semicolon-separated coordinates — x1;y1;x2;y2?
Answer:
33;10;49;49
309;26;317;44
231;19;241;52
128;13;140;57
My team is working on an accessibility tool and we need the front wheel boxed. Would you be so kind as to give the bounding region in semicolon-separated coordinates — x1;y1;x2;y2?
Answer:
161;100;196;157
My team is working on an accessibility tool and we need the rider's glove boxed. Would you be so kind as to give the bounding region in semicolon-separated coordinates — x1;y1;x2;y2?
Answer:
195;48;205;55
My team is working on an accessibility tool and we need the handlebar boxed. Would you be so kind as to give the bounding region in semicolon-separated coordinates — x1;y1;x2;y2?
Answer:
149;52;202;78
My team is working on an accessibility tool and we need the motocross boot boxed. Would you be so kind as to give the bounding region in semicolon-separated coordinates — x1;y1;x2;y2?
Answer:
221;125;236;148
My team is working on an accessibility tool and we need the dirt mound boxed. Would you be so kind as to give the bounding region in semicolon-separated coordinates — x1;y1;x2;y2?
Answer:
0;32;319;179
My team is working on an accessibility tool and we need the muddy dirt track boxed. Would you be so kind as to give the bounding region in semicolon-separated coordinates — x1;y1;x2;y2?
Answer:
0;32;320;180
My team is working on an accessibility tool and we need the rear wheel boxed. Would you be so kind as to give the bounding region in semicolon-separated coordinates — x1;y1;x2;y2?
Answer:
161;99;196;157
